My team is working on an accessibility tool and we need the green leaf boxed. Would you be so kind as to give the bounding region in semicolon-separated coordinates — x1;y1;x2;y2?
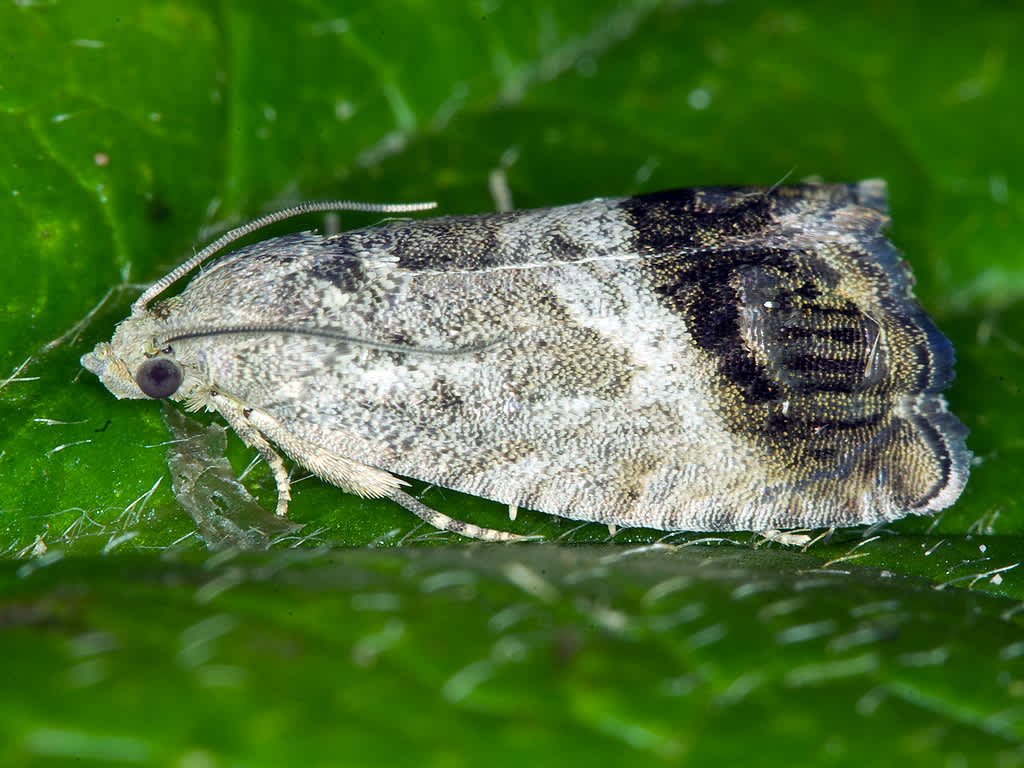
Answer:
2;1;1023;764
3;547;1023;766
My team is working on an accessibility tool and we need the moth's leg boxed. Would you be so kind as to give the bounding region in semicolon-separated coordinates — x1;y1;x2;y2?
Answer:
238;406;537;541
212;394;292;517
388;489;539;543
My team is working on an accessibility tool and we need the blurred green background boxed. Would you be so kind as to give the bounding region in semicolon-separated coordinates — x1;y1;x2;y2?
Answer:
1;1;1022;765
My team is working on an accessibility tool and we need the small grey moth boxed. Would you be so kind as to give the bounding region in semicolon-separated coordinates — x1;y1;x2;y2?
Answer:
82;181;970;541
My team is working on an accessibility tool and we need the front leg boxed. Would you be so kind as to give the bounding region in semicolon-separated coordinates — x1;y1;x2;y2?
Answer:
218;398;535;541
212;393;293;517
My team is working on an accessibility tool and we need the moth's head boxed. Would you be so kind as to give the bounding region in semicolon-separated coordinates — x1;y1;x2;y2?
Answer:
81;310;191;402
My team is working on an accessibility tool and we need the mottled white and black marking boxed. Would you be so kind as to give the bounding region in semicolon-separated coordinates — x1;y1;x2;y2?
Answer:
82;182;969;540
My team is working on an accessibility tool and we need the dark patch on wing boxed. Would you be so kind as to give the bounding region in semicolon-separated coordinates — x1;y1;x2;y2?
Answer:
307;252;366;291
332;211;600;272
427;377;465;411
779;326;859;343
545;233;588;261
621;187;776;252
383;217;505;271
627;184;968;513
641;247;796;404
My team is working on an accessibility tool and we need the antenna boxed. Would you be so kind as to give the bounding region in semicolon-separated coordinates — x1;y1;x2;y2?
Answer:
133;200;437;312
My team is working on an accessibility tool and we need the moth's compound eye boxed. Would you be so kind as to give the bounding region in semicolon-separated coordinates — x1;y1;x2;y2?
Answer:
135;357;183;399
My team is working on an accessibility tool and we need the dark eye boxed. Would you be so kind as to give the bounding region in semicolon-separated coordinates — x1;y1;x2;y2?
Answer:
135;358;183;399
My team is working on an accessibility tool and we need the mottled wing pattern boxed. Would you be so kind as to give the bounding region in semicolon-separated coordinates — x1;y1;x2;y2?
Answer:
158;182;968;532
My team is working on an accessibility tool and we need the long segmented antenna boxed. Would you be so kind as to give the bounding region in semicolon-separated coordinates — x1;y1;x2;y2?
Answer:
133;200;438;312
159;324;502;357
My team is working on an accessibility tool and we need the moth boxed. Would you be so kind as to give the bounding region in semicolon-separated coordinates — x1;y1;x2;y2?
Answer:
82;181;969;541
